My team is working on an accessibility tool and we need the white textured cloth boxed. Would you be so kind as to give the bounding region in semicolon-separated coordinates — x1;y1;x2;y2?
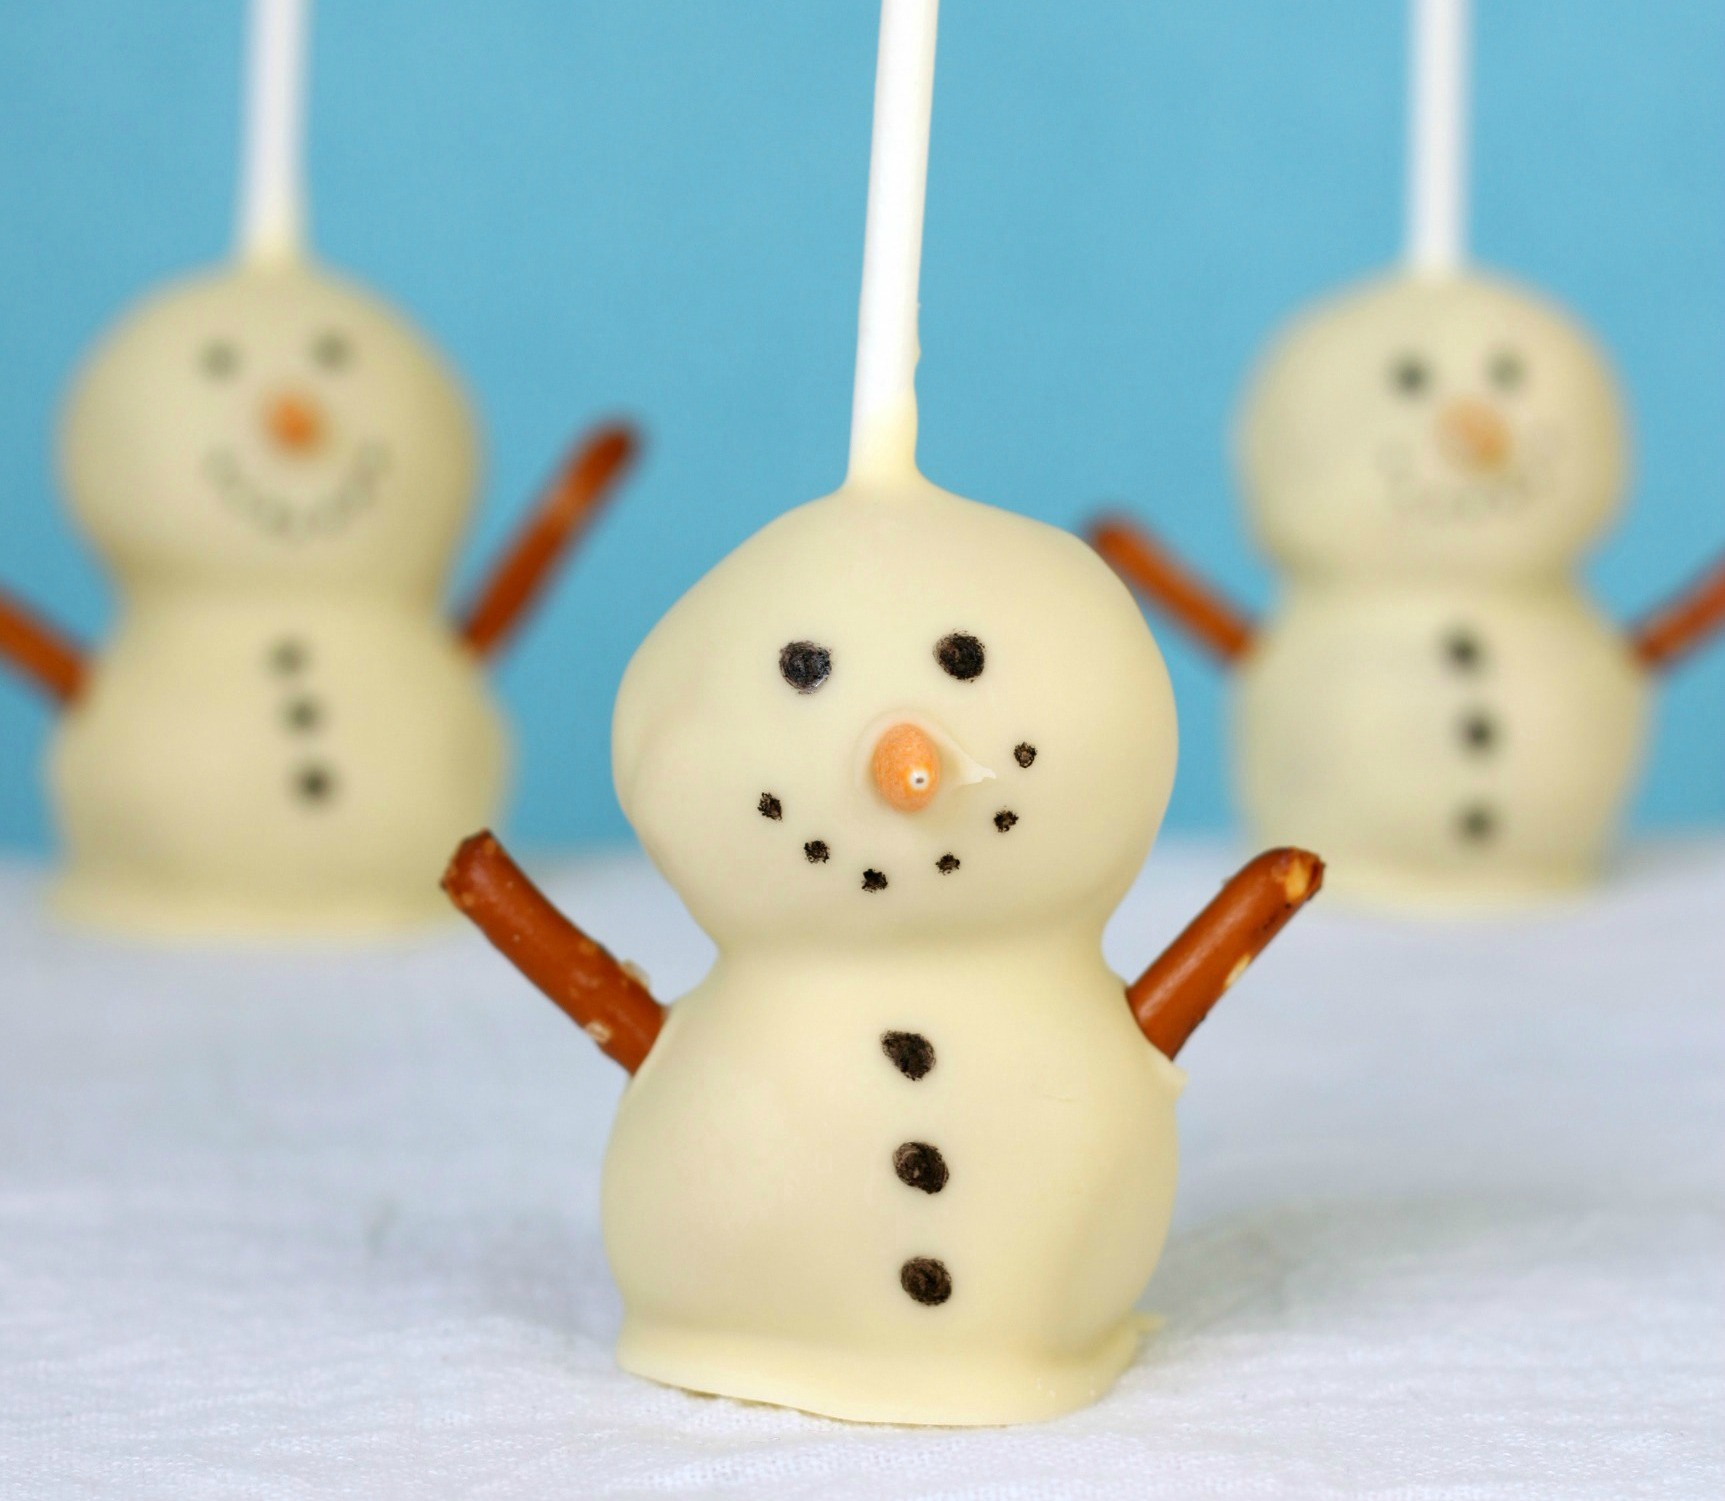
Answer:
1;842;1721;1500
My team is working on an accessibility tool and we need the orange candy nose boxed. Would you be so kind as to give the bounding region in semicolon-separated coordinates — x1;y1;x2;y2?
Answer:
871;722;941;813
264;391;327;454
1437;398;1512;472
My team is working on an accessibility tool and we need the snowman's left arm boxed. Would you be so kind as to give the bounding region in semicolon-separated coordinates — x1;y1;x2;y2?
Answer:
1628;551;1725;672
1125;848;1324;1060
443;830;665;1072
0;586;86;706
1087;514;1256;664
457;422;640;661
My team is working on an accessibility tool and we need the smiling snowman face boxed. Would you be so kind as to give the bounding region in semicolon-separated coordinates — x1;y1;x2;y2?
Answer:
1239;273;1626;580
614;472;1177;947
61;261;477;593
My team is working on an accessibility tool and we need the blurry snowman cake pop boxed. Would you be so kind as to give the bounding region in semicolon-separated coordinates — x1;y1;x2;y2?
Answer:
443;0;1323;1426
0;0;638;937
1089;0;1725;909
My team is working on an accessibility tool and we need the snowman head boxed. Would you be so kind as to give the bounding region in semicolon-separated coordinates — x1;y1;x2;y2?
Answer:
61;260;477;593
613;475;1177;948
1238;272;1626;580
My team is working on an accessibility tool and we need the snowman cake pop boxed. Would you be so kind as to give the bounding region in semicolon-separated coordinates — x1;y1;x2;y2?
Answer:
443;0;1323;1426
1089;0;1725;908
0;0;637;937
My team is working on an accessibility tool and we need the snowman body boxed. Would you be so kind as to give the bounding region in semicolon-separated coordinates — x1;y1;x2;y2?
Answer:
606;475;1182;1423
1237;580;1644;906
1234;272;1640;905
50;261;496;936
605;941;1182;1425
54;591;503;935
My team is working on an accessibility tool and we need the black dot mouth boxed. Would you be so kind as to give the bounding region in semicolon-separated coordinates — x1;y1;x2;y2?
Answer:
763;792;974;893
206;441;389;542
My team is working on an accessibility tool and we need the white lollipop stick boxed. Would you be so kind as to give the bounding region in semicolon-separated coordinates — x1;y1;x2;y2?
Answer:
848;0;940;480
1405;0;1469;274
237;0;311;263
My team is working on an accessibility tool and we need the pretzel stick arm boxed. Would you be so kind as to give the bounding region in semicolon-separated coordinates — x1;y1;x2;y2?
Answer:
458;422;641;659
1088;513;1256;663
1630;552;1725;671
0;588;86;705
1127;847;1323;1060
443;831;665;1073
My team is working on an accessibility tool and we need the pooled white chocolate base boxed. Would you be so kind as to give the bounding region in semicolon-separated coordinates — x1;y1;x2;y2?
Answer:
617;1319;1146;1428
606;471;1183;1424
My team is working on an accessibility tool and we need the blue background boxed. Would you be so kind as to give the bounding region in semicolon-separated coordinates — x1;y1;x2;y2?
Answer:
0;1;1719;853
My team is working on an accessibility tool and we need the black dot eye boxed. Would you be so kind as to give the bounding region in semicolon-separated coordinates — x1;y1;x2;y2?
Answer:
934;632;985;681
779;640;832;693
1390;354;1431;397
201;341;240;379
312;330;352;370
1488;349;1524;392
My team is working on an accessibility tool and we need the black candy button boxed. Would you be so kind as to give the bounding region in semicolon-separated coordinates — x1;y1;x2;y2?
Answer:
283;697;323;732
881;1031;935;1080
1456;803;1497;842
295;764;337;804
1442;628;1485;671
900;1257;952;1306
1458;711;1498;752
893;1142;949;1194
268;638;309;674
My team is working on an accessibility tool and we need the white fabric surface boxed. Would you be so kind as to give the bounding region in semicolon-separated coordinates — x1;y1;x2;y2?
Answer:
1;840;1721;1500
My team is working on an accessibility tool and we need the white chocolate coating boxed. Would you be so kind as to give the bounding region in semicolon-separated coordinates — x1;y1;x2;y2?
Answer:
607;471;1184;1424
1234;272;1646;906
50;261;505;938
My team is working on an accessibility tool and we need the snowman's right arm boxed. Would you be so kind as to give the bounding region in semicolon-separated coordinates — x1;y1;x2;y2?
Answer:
0;587;86;706
1087;514;1256;664
1628;551;1725;672
443;831;665;1073
456;423;640;660
1126;847;1323;1060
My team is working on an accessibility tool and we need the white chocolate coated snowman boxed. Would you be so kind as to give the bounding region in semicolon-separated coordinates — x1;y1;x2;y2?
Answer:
450;470;1320;1423
603;470;1182;1423
447;0;1321;1425
49;260;503;935
1233;271;1643;905
1093;0;1725;907
0;0;635;937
